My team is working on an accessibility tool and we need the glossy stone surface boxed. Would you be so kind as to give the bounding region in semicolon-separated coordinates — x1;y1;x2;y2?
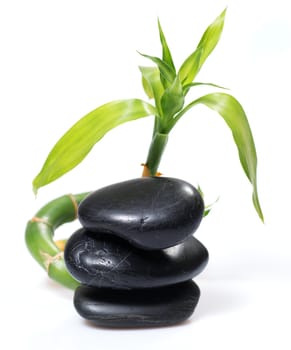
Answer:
74;280;200;328
64;228;208;289
78;177;204;250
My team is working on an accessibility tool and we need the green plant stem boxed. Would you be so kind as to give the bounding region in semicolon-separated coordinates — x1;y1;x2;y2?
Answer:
144;132;168;176
25;192;89;289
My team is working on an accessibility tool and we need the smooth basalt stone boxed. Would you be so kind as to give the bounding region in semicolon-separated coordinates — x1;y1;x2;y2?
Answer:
64;228;208;289
74;280;200;328
78;177;204;250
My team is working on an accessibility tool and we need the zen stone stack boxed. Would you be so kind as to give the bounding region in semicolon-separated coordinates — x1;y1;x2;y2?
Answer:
64;177;208;328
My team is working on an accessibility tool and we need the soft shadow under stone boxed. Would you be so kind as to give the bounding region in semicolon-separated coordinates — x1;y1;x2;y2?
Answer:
74;281;200;328
64;228;208;289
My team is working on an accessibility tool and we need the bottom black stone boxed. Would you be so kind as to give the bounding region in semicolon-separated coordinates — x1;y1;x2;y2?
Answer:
74;280;200;328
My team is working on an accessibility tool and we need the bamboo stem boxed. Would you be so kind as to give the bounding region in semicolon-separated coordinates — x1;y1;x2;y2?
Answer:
25;192;90;289
142;132;168;176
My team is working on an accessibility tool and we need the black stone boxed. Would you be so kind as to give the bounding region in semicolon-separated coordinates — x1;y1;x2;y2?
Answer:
74;281;200;328
64;228;208;289
78;177;204;250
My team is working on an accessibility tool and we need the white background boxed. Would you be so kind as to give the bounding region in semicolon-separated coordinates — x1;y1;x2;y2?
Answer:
1;0;291;349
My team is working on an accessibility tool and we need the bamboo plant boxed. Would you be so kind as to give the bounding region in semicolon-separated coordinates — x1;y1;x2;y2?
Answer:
25;8;263;289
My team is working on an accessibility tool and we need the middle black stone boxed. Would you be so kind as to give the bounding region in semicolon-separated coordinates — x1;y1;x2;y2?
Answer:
64;228;208;289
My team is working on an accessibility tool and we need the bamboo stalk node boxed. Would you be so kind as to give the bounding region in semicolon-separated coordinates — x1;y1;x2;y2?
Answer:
40;251;64;271
31;217;52;227
67;194;78;219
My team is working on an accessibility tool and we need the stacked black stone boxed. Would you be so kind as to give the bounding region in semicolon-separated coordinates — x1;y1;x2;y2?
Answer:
64;177;208;328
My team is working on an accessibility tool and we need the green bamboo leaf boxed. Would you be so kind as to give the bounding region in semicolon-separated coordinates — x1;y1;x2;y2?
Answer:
142;76;154;99
158;19;176;72
33;99;156;193
139;66;164;116
197;184;219;217
203;198;219;217
174;92;264;221
197;184;204;198
178;8;227;86
178;47;202;86
203;209;211;217
161;77;184;120
138;52;176;86
183;82;229;93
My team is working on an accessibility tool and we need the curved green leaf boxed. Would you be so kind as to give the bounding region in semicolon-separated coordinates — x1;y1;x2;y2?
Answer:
183;81;229;93
178;8;226;86
173;92;264;221
158;19;176;72
197;184;219;218
138;52;176;86
33;99;156;193
139;66;164;116
178;47;202;86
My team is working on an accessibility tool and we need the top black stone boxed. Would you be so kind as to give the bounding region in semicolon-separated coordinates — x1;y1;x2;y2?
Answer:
78;177;204;250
